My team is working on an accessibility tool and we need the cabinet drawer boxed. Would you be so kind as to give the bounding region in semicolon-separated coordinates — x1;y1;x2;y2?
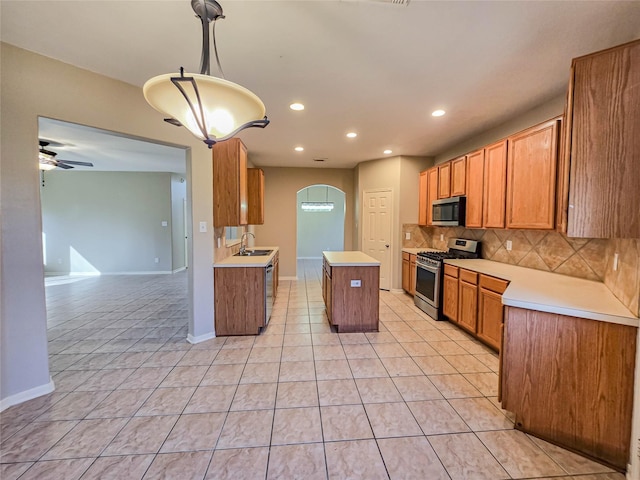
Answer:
402;252;410;261
480;274;509;294
459;269;478;285
444;264;459;278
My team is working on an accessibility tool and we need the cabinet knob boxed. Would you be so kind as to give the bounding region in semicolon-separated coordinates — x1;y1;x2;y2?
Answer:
385;244;390;248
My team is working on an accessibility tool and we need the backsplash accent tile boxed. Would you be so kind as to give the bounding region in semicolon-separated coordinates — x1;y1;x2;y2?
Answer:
402;224;639;316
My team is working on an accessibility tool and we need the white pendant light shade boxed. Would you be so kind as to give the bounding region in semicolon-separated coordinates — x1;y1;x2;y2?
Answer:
144;72;267;143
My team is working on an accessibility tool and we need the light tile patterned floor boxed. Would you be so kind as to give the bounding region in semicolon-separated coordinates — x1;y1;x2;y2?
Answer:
0;261;625;479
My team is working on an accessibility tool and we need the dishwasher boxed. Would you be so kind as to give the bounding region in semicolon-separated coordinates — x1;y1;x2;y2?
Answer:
265;261;274;324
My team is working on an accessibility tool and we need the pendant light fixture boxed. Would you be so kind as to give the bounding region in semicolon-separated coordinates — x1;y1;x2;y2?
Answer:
143;0;269;148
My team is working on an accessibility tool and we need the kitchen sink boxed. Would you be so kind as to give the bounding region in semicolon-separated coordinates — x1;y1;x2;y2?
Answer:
234;249;273;257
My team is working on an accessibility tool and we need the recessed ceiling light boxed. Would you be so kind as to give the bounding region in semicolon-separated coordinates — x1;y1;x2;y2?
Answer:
384;149;392;155
432;109;446;117
290;103;305;111
346;132;357;138
294;146;304;152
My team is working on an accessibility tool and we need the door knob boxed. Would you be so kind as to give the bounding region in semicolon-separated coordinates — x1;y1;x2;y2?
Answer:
385;244;390;248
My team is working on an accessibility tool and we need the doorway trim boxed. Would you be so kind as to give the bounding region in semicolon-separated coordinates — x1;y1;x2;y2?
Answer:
362;188;393;291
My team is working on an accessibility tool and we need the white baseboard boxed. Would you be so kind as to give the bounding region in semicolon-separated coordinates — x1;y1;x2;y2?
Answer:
390;288;405;294
297;257;322;260
187;331;217;344
45;271;174;276
172;267;187;273
279;276;298;281
0;377;55;412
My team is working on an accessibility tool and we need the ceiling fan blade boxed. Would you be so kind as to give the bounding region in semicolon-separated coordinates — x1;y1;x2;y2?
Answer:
58;160;94;167
56;162;74;169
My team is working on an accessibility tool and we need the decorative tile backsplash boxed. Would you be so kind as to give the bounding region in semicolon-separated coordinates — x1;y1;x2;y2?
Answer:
403;224;639;316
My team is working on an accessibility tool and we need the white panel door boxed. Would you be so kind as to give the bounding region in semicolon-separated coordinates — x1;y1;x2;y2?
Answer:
362;189;392;290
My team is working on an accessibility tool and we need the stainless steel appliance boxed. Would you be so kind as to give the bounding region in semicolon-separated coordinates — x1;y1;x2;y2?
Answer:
432;196;466;226
414;238;480;320
265;261;274;324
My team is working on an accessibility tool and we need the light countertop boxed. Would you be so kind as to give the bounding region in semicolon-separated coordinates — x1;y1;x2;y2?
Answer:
444;259;638;327
323;251;380;267
214;247;279;268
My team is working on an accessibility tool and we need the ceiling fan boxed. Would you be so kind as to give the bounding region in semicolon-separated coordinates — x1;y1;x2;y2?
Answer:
38;140;94;170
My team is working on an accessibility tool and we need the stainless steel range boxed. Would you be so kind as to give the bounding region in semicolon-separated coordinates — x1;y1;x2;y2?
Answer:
414;238;481;320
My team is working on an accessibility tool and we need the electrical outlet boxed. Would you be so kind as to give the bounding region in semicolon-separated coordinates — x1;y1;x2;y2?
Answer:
613;253;619;271
440;234;444;241
350;280;361;287
506;240;512;251
405;232;411;240
154;257;159;263
161;221;168;227
199;221;207;233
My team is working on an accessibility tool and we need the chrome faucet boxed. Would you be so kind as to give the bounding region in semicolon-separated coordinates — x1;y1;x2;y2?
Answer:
239;232;255;255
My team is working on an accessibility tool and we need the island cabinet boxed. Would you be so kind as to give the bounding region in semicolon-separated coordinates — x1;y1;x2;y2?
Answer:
213;138;248;228
560;39;640;238
506;117;561;230
247;168;265;225
501;307;636;471
322;252;380;333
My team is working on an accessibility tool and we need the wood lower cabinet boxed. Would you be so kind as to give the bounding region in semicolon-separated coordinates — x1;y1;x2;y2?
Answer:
477;275;509;350
450;156;466;197
214;266;265;335
457;269;478;334
482;140;507;228
409;255;416;295
402;252;417;295
247;168;265;225
501;306;636;471
272;251;279;299
442;265;459;322
213;138;248;228
506;118;560;230
465;149;484;228
418;171;428;226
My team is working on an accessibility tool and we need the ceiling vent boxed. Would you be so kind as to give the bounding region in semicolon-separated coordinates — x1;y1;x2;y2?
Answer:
341;0;410;5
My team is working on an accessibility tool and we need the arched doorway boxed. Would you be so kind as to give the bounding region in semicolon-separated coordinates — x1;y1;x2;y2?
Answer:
296;185;346;259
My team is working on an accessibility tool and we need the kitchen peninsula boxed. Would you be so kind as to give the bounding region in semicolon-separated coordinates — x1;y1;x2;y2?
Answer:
322;251;380;332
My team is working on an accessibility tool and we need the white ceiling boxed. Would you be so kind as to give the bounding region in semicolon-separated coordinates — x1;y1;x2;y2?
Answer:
3;1;640;171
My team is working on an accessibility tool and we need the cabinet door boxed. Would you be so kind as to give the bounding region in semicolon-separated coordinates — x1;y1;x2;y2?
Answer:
506;118;560;229
409;255;417;295
442;274;459;322
477;288;503;350
427;168;438;225
458;280;478;334
482;140;507;228
438;163;451;199
567;39;640;238
465;149;484;228
451;156;466;197
213;138;248;227
418;171;428;226
247;168;265;225
402;257;410;292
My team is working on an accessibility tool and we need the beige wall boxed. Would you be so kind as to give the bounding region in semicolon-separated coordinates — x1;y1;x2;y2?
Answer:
253;167;355;278
355;156;432;290
434;94;566;164
0;43;217;406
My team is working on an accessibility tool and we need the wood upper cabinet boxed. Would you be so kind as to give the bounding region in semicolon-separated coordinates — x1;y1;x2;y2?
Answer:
506;118;560;230
427;168;438;225
418;171;428;226
450;156;466;197
457;269;478;334
482;140;507;228
437;163;451;199
477;275;509;350
564;39;640;238
213;138;248;227
247;168;265;225
465;149;484;229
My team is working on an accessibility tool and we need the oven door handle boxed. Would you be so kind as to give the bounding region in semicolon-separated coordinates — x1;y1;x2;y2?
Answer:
417;262;440;274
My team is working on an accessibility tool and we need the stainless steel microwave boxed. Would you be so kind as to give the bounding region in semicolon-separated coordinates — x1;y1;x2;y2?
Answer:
432;196;466;226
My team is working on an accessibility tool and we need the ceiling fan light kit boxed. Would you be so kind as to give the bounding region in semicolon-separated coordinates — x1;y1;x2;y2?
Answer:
38;140;94;170
143;0;269;148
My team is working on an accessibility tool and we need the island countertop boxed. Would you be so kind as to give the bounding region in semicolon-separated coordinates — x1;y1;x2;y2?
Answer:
444;258;638;327
214;247;279;268
323;251;380;267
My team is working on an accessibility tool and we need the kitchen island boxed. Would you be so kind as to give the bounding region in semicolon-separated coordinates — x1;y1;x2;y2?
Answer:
322;251;380;333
